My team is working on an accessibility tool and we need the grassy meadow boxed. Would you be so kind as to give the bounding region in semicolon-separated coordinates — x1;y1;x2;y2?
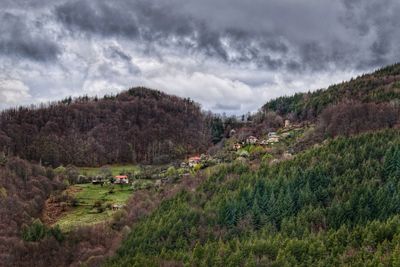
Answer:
54;183;133;231
78;164;140;177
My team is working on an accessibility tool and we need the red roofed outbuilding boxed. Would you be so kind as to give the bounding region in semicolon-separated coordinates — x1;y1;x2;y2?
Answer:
114;175;129;184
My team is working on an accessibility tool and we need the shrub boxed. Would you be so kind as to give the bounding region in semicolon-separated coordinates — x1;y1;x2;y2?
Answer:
70;197;79;207
54;165;66;176
109;187;115;194
22;219;48;242
48;225;65;242
99;166;112;179
166;166;178;177
93;200;105;213
262;153;274;162
0;151;7;166
66;165;79;185
237;150;250;158
0;186;7;198
93;200;103;208
22;220;65;242
193;164;202;172
132;180;154;191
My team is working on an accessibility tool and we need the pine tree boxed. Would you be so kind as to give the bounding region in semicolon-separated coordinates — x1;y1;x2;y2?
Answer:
384;146;400;178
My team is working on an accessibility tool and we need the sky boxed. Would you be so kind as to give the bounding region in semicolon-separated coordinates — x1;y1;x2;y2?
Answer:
0;0;399;114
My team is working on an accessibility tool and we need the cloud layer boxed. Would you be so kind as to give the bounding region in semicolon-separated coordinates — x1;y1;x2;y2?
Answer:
0;0;399;114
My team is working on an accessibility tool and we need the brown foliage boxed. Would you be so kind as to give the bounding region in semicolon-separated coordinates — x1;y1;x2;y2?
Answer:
0;87;209;167
317;101;399;138
0;157;64;267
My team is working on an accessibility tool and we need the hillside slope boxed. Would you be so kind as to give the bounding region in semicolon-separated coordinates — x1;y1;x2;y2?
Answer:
262;63;400;121
0;87;209;166
106;129;400;266
0;157;64;266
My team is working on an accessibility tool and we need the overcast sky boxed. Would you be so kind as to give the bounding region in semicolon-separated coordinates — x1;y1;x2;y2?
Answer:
0;0;399;114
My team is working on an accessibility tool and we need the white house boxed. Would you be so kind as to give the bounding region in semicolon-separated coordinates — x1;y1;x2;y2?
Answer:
246;136;258;145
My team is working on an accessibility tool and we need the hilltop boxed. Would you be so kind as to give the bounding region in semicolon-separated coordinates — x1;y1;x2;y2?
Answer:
262;63;400;120
0;87;210;167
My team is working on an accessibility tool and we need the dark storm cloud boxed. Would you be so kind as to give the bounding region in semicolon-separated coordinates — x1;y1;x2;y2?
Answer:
56;1;139;38
2;0;400;114
52;0;400;72
0;12;60;62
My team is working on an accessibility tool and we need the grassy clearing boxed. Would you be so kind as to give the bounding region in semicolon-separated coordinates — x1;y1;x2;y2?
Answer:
78;164;140;177
54;183;133;231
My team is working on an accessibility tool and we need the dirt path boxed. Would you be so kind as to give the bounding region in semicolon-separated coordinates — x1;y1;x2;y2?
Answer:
41;186;83;225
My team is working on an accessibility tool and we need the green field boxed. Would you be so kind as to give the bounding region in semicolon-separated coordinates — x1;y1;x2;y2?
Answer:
79;164;140;177
55;183;133;231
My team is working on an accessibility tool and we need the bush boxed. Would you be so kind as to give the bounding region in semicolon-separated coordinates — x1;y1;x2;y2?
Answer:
99;166;112;179
262;153;273;162
0;151;7;166
111;210;128;230
109;187;115;194
48;225;65;242
93;200;103;208
0;186;7;198
237;150;250;158
93;200;105;213
70;197;79;207
166;166;178;177
22;220;47;242
66;165;79;185
132;180;154;191
193;164;202;172
54;165;66;176
22;220;65;243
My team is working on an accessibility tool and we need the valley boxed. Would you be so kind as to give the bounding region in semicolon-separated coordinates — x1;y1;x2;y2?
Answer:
1;64;400;266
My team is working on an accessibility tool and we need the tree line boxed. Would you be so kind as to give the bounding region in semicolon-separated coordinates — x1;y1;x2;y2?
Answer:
260;63;400;121
0;87;210;167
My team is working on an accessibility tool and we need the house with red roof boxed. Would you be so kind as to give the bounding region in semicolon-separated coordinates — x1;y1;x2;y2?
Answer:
188;156;201;167
114;175;129;184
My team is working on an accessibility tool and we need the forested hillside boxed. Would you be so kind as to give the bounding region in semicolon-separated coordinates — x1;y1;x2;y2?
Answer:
107;129;400;266
262;63;400;121
0;156;64;265
0;87;209;167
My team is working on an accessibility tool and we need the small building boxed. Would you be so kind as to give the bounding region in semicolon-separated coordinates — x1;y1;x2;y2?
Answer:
246;136;258;145
267;136;280;144
260;139;269;146
188;156;201;167
92;176;105;185
268;132;277;138
281;132;291;138
114;175;129;184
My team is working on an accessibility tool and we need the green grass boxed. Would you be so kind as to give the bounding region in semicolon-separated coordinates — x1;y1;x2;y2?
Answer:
79;164;140;177
54;183;133;231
